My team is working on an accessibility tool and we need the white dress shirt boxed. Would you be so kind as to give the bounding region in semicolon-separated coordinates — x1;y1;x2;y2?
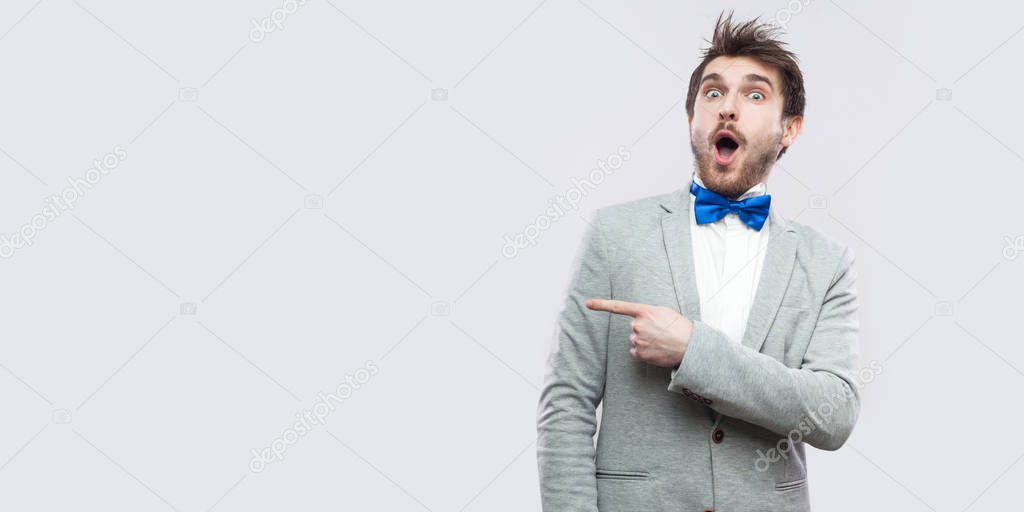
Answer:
689;172;771;345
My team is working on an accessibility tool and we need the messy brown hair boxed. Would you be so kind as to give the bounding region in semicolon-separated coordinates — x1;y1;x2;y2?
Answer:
685;11;805;158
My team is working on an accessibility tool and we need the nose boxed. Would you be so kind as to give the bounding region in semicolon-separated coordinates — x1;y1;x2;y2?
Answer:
718;103;737;122
718;94;738;122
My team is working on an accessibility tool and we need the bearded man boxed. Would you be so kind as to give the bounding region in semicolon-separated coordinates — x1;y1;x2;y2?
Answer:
537;11;861;512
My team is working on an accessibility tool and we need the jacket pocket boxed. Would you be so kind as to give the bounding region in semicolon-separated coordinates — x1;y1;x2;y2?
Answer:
774;477;808;492
596;470;662;512
595;468;650;481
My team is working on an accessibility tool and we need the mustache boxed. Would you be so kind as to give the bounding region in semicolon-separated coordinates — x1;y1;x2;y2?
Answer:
710;125;745;145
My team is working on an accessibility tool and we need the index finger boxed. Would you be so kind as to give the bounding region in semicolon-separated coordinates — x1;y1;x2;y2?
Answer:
586;299;647;317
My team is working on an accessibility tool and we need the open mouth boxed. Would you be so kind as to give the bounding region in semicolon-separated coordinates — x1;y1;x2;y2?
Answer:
713;131;741;166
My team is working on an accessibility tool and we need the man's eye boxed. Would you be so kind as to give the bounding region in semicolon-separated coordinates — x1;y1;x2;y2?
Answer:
749;91;765;101
705;90;721;99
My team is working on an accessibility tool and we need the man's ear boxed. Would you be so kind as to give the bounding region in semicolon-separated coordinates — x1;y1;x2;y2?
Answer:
780;115;803;150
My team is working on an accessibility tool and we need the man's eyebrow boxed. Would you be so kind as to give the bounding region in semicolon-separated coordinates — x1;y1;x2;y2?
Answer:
699;72;776;92
744;73;775;92
699;73;722;87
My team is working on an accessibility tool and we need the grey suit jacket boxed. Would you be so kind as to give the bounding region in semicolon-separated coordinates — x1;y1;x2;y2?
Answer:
537;181;861;511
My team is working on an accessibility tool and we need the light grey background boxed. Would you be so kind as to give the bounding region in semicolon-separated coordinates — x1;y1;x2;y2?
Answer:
1;0;1022;510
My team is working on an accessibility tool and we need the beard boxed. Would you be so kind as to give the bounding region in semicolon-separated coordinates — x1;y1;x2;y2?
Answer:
690;126;781;200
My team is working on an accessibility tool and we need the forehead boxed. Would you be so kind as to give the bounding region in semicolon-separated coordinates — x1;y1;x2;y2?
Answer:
702;56;780;86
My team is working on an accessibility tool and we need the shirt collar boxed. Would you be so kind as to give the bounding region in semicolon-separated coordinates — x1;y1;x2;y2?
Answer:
692;171;767;201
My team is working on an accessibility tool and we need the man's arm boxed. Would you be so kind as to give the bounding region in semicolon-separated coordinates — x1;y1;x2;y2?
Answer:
537;211;611;512
668;247;862;450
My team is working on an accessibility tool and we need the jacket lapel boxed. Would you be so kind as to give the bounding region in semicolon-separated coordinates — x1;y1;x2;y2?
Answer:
660;189;703;322
659;181;798;354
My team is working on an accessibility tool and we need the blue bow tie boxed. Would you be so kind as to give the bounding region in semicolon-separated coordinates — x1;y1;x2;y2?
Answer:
690;180;771;231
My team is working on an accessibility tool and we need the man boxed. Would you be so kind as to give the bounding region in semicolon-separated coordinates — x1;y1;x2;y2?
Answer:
536;11;861;512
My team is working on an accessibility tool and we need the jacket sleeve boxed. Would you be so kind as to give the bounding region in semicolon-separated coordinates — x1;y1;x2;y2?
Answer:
536;210;611;511
667;246;862;451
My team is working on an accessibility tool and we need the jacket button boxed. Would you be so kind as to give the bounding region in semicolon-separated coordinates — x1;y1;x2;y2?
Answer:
712;428;724;444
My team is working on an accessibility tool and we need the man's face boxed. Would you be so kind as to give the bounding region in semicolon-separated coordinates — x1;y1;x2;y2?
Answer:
689;55;801;200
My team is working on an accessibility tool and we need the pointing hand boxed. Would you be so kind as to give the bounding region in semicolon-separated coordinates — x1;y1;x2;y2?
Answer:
585;299;692;368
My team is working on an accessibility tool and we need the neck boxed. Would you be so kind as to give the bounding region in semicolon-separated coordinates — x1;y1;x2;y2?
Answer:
692;171;768;200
